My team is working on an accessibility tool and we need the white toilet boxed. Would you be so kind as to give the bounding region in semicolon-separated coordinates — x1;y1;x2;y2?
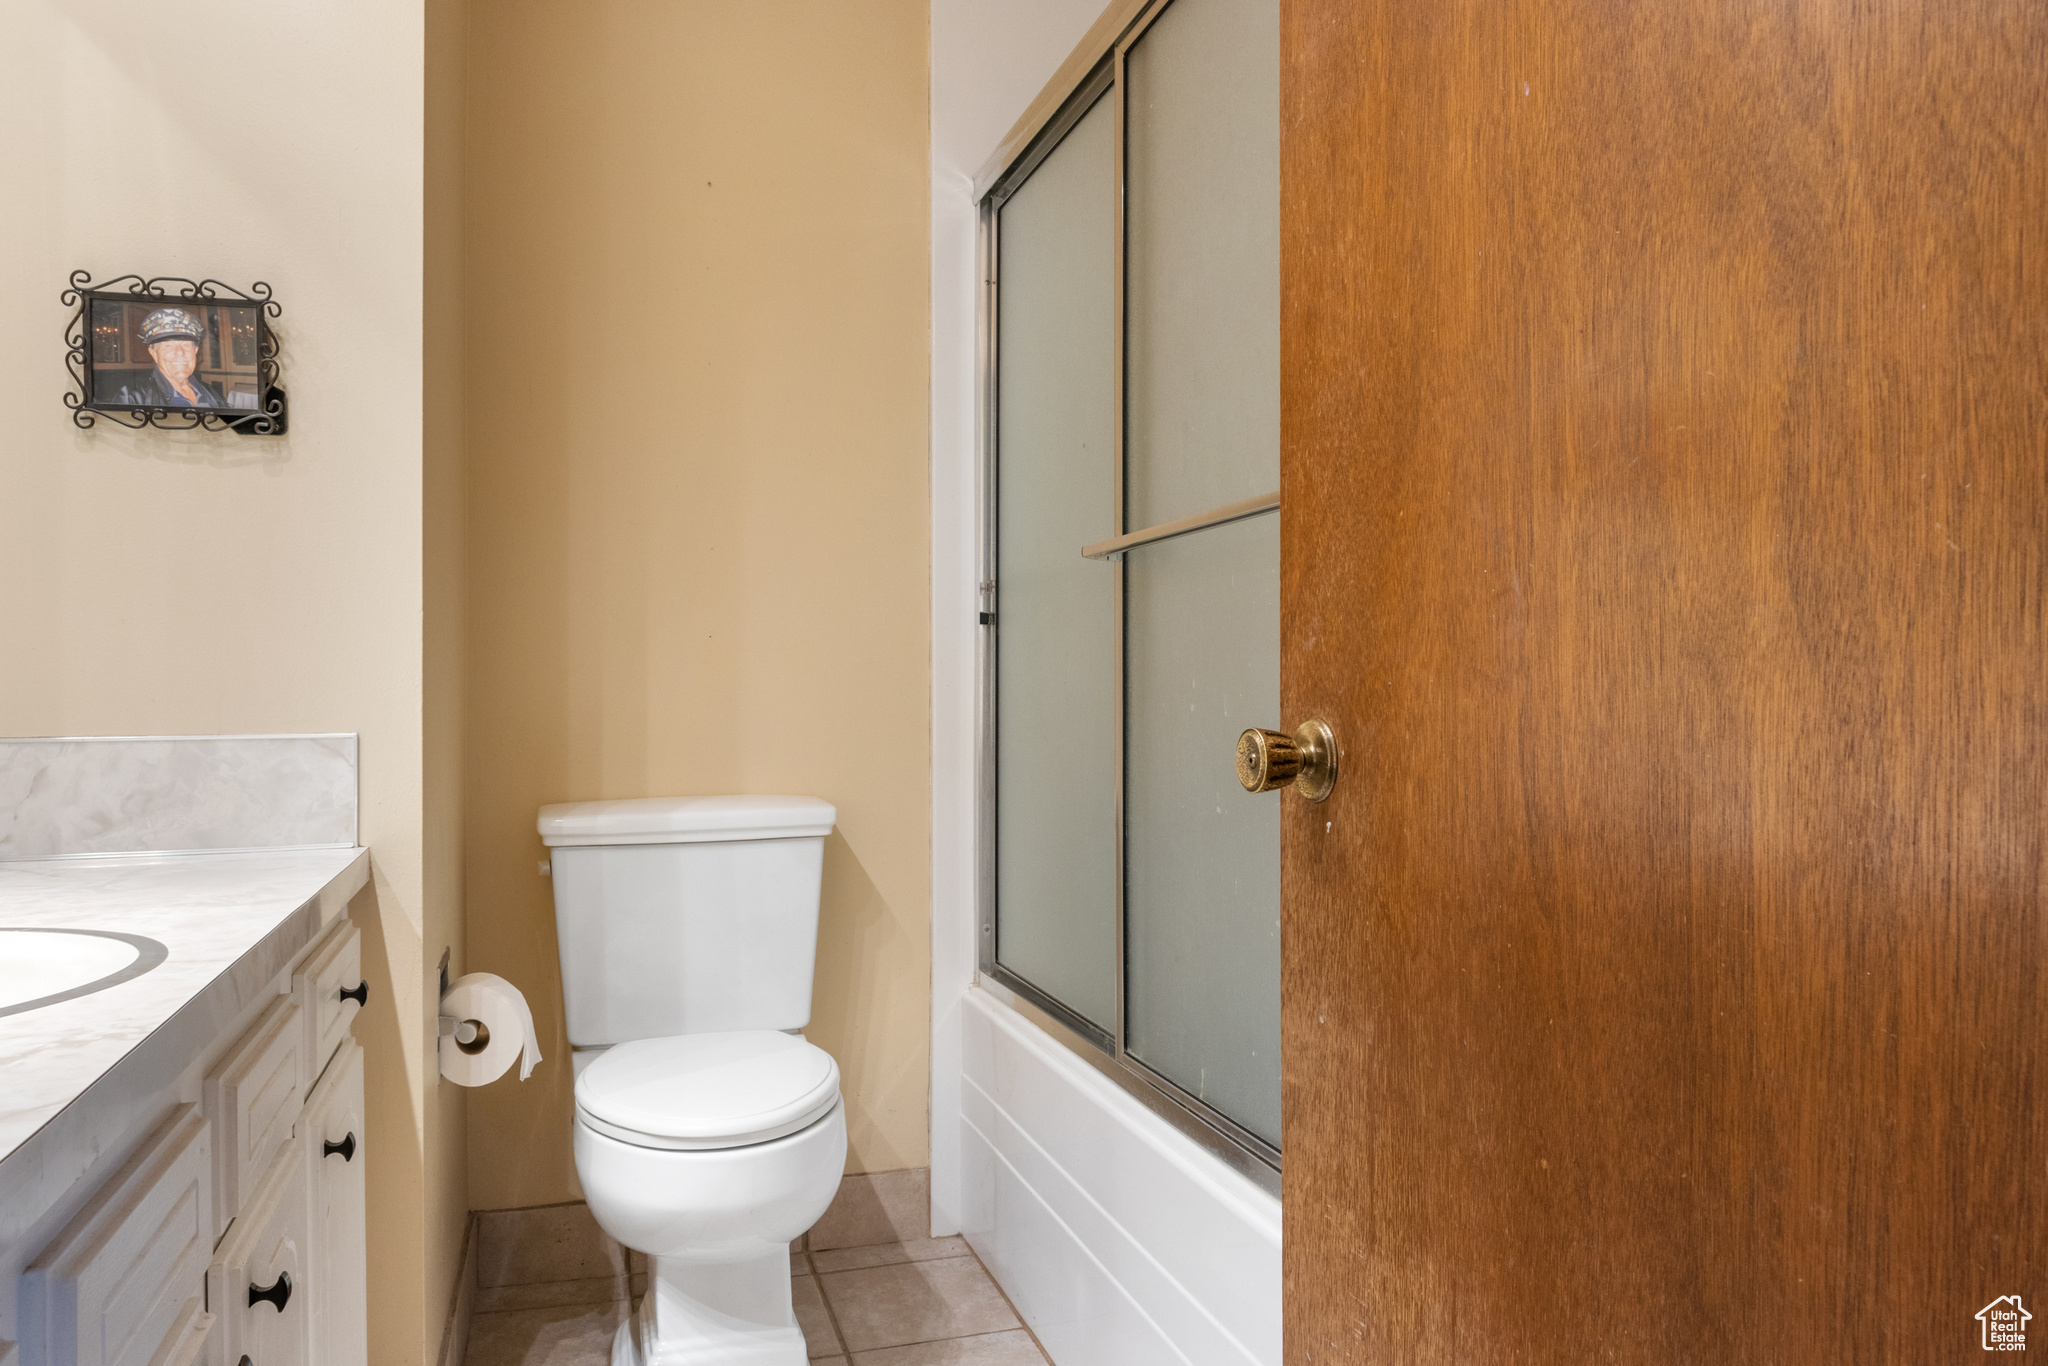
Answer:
539;795;846;1366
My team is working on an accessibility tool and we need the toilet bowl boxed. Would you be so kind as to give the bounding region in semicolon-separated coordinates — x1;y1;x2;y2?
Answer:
574;1032;846;1364
539;795;843;1366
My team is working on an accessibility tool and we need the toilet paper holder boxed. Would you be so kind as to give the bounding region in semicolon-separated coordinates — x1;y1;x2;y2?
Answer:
435;948;490;1056
438;1013;490;1056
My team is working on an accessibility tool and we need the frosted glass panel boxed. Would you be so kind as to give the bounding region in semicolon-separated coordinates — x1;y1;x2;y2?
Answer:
1124;512;1280;1145
994;93;1119;1032
1124;0;1280;530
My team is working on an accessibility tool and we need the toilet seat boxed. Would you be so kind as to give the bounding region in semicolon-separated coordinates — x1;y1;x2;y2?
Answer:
575;1029;840;1151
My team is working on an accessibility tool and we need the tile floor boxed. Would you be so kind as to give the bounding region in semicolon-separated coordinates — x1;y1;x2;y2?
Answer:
463;1173;1050;1365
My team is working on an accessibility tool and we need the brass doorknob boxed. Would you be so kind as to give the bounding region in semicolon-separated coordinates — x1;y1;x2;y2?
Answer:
1237;719;1338;802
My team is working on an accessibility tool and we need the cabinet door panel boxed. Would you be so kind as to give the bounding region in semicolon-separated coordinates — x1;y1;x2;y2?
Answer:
203;997;305;1239
207;1142;310;1366
21;1107;213;1366
140;1298;210;1366
298;1041;365;1366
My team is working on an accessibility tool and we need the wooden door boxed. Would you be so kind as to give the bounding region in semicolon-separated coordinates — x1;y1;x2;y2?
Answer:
1279;1;2045;1359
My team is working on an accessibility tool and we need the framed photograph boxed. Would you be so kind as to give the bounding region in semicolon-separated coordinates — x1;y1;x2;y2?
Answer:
64;273;287;434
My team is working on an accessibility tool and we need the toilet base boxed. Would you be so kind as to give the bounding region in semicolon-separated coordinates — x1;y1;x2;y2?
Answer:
610;1249;809;1366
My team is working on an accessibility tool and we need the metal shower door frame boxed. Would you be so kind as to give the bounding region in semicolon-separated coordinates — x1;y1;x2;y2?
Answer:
973;0;1282;1192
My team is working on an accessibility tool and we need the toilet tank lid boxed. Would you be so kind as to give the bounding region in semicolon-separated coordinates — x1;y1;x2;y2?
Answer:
538;795;836;846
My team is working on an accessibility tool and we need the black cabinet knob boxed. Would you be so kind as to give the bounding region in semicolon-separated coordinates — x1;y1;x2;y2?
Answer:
338;981;368;1008
324;1131;357;1163
249;1270;292;1312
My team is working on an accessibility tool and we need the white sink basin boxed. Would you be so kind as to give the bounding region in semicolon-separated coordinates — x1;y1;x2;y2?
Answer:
0;928;167;1016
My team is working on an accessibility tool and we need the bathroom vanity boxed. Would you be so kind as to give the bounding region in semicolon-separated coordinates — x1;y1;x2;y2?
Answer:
0;848;370;1366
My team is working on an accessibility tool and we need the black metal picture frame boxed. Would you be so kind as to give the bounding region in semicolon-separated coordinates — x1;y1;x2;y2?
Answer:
64;271;288;435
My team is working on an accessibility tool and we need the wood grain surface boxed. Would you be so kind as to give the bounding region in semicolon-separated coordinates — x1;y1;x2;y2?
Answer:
1279;0;2045;1359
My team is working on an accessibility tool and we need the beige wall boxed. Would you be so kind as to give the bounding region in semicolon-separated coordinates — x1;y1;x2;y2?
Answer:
0;5;458;1362
463;0;933;1209
424;0;472;1352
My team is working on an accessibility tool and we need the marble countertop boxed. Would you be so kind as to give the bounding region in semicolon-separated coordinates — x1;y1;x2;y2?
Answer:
0;847;368;1172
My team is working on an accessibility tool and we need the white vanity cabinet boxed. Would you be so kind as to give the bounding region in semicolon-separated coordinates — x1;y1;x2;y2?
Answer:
12;916;367;1366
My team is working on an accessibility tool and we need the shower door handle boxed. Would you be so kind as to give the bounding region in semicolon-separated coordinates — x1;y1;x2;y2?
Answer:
1237;719;1338;802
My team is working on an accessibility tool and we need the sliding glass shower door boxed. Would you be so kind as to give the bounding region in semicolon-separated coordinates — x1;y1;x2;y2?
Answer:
982;0;1280;1172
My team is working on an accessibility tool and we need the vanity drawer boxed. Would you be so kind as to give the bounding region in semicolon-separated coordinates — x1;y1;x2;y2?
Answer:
206;1140;310;1366
20;1105;214;1366
298;1041;366;1366
202;996;305;1240
292;918;363;1083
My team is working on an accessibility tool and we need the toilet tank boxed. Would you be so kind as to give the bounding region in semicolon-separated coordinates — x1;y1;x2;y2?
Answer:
538;795;837;1046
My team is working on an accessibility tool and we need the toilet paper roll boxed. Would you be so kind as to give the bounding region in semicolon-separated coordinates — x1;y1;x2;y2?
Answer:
439;972;543;1086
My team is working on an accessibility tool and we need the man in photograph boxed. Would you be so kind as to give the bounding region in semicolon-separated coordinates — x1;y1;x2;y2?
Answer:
113;307;225;408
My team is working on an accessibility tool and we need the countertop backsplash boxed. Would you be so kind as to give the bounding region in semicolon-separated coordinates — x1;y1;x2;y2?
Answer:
0;734;358;859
